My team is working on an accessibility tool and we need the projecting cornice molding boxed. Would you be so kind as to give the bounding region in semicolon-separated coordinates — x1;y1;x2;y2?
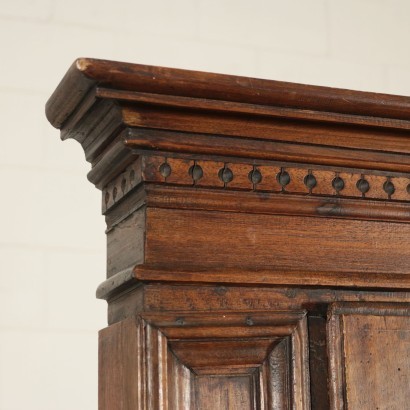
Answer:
46;57;410;210
46;59;410;182
47;57;410;127
46;58;410;296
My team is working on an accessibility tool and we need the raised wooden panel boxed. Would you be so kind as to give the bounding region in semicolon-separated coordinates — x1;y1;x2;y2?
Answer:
195;375;255;409
327;303;410;410
150;311;310;409
99;311;310;409
99;316;196;409
141;208;410;286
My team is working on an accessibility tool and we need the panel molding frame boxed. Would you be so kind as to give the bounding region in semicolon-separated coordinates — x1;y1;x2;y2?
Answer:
101;310;311;409
327;302;410;410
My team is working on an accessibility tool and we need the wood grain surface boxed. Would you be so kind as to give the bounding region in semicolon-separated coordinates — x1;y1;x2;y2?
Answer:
143;207;410;282
46;59;410;410
328;303;410;410
46;58;410;128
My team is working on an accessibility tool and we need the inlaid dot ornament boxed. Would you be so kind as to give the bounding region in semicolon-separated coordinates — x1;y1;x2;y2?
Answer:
383;180;395;196
218;167;234;183
304;174;317;190
356;178;370;194
248;168;262;184
277;170;291;187
159;162;171;178
189;164;203;181
332;176;345;193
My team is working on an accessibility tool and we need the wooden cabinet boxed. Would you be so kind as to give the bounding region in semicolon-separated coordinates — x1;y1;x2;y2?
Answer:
328;303;410;409
46;58;410;409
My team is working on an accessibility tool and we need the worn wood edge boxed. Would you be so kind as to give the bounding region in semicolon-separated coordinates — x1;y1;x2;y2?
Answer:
327;308;346;410
46;59;97;128
328;301;410;317
144;185;410;224
82;105;124;163
140;285;410;314
87;133;139;189
46;58;410;129
67;99;125;163
97;87;410;131
59;87;98;141
125;129;410;174
140;310;307;327
293;315;311;410
105;186;147;231
96;266;141;300
326;301;410;410
97;265;410;301
133;265;410;290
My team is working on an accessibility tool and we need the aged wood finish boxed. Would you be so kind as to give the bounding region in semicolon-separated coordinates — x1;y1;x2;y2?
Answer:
46;58;410;409
328;303;410;409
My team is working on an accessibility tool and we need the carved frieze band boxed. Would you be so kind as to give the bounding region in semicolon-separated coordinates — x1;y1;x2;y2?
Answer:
102;156;410;212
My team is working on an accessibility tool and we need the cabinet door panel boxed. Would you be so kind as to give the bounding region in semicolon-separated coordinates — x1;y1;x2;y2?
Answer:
327;303;410;410
99;311;311;409
195;375;254;409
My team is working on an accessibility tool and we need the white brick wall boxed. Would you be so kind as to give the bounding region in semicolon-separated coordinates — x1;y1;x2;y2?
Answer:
0;1;409;408
198;0;328;55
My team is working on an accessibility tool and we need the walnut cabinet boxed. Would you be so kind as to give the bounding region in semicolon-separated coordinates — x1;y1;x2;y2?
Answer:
46;58;410;409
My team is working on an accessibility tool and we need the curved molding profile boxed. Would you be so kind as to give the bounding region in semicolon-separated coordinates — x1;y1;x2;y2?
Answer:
47;58;410;127
46;58;410;186
46;58;410;292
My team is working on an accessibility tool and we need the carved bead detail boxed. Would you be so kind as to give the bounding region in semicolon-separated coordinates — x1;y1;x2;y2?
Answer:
121;178;127;193
356;178;370;194
151;157;410;202
218;167;234;183
304;173;317;190
332;176;345;192
110;156;410;216
159;162;171;178
189;164;203;182
102;162;142;213
383;180;395;196
277;170;291;187
248;168;262;184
